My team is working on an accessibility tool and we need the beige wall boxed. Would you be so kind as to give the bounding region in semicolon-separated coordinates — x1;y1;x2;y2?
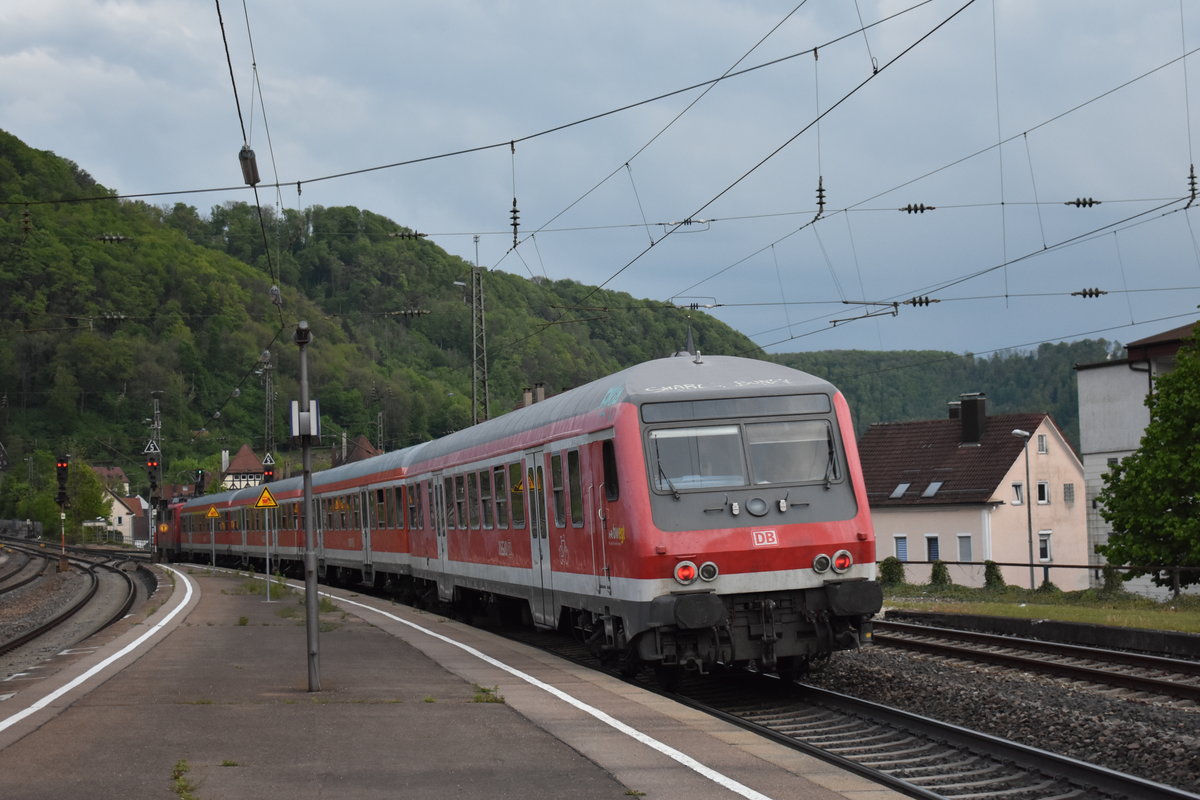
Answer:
872;419;1089;591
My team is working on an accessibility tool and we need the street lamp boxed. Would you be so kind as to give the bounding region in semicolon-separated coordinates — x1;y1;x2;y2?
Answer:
1011;429;1035;589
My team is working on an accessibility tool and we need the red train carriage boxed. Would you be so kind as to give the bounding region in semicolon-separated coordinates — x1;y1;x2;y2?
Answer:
166;353;882;679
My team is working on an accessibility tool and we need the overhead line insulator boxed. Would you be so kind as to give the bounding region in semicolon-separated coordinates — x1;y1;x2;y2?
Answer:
899;203;936;214
1065;197;1100;208
904;296;938;307
1071;287;1107;298
510;198;520;248
815;176;826;217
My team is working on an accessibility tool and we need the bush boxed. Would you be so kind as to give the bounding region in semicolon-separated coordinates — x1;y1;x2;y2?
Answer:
983;560;1005;590
1037;578;1061;594
929;560;952;587
1101;565;1125;596
879;556;906;586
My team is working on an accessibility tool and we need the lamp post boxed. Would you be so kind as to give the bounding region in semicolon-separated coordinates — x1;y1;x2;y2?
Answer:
1011;429;1035;589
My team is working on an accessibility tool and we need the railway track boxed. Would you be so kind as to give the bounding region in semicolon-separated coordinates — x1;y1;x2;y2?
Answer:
498;623;1200;800
0;543;140;658
676;673;1198;800
873;620;1200;703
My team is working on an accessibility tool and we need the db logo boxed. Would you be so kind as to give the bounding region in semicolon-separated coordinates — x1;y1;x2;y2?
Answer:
752;529;779;547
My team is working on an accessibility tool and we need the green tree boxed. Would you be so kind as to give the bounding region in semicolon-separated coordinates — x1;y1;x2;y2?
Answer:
1096;334;1200;593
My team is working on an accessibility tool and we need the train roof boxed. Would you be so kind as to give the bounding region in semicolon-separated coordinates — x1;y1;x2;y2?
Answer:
395;354;836;466
181;355;835;507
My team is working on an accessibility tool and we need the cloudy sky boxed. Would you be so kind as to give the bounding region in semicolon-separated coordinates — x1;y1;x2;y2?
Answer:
4;0;1200;355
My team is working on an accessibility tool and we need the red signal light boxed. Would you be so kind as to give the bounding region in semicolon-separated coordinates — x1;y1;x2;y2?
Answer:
673;561;698;585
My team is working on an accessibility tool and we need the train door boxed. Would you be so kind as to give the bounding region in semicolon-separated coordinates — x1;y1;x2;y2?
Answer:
431;475;453;601
313;496;326;576
359;489;373;579
524;450;554;627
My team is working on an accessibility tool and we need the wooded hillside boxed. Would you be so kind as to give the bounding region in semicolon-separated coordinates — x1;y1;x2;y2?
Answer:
0;129;1114;533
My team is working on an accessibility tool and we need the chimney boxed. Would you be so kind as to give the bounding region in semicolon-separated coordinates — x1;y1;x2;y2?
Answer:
947;401;961;420
959;392;987;445
534;382;545;403
522;387;533;407
221;449;230;473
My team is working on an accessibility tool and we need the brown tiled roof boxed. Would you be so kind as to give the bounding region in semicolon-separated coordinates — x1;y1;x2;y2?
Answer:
858;412;1049;507
1126;321;1198;362
92;466;129;485
225;444;264;474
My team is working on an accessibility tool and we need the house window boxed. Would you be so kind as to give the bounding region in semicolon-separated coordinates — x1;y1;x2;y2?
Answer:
890;483;910;499
922;481;943;498
1038;531;1052;561
1012;482;1024;505
1063;483;1075;504
925;535;940;562
895;535;908;562
1037;481;1050;504
1037;434;1047;454
957;534;972;562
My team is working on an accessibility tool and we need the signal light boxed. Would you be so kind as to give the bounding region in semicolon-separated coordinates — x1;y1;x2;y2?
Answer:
55;455;69;506
262;467;274;482
813;554;832;574
832;550;853;573
673;560;698;586
147;457;159;492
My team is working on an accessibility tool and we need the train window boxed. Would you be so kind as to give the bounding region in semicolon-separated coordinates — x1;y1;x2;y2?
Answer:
479;470;494;529
746;420;837;485
550;454;566;527
375;489;388;529
648;426;746;492
352;494;363;529
467;472;480;530
567;450;584;526
443;478;457;530
391;487;404;529
454;475;468;530
508;463;526;528
407;484;419;530
493;466;509;527
602;440;619;501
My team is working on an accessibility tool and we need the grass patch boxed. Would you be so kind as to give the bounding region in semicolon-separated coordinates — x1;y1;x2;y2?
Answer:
884;583;1200;634
170;759;199;800
237;615;249;626
472;685;505;703
423;695;437;703
220;760;238;767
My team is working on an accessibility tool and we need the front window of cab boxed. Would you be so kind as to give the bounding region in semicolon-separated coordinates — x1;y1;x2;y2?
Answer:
644;394;841;493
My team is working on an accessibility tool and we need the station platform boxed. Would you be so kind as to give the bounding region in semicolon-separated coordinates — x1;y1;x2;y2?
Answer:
0;565;907;800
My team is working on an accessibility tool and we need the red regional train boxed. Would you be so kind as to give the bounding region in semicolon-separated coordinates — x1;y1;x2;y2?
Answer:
162;353;882;680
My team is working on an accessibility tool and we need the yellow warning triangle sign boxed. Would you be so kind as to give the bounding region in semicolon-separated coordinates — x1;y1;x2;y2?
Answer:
255;486;278;509
206;505;220;519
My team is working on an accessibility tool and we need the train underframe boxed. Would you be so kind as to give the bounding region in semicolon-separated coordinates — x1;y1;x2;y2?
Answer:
574;580;883;682
166;546;881;683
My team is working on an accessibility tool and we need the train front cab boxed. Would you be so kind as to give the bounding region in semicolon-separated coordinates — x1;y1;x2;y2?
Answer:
610;387;882;678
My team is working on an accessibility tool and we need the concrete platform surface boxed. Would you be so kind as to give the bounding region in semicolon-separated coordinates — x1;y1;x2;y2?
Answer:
0;565;908;800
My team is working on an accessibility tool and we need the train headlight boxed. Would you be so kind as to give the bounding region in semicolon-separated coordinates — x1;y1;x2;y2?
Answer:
699;561;719;581
674;560;698;585
832;549;853;573
812;554;831;573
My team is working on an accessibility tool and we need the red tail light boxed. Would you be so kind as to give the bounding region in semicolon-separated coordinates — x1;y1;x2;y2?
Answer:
674;561;698;585
832;550;853;573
